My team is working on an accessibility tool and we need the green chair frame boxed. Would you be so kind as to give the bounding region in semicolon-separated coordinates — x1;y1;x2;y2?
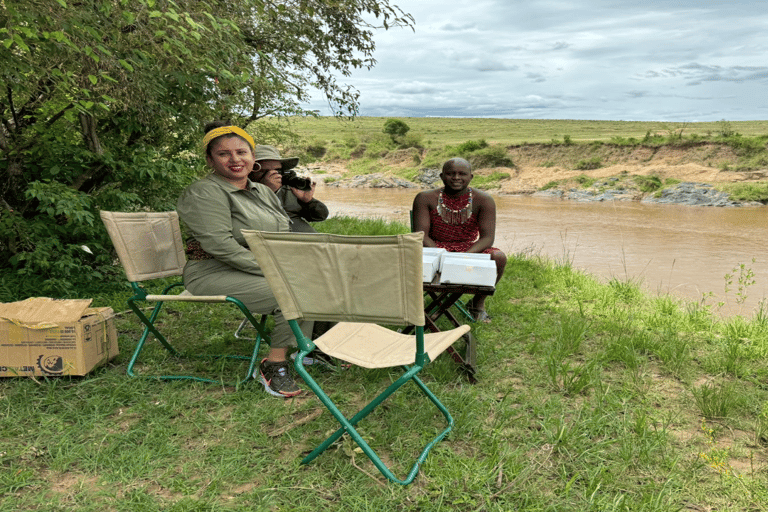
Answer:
100;210;269;386
243;230;470;485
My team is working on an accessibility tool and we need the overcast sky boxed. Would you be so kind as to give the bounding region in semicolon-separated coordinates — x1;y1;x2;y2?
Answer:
308;0;768;121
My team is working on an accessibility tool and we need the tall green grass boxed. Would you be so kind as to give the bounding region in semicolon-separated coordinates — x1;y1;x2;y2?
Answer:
2;216;767;511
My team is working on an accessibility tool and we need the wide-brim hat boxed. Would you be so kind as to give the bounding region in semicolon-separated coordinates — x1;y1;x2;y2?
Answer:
253;145;299;171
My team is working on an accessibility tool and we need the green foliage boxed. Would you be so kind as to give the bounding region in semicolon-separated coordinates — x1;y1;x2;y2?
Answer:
1;0;414;300
467;146;514;168
717;119;737;137
471;171;511;190
575;157;602;170
541;180;560;190
315;215;408;236
382;118;411;142
285;116;768;146
718;182;768;203
574;174;596;187
456;139;489;153
397;132;424;150
634;175;663;193
691;381;739;419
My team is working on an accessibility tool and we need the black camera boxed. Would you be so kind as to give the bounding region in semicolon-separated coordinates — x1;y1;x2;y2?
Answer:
280;169;312;191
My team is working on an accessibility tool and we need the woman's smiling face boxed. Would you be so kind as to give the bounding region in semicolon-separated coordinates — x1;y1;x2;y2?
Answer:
206;135;255;188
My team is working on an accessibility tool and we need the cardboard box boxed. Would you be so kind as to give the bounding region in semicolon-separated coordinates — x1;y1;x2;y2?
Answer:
0;298;119;377
439;256;497;287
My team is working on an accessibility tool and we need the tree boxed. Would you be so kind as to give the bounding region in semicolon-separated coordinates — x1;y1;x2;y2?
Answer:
383;118;410;142
238;1;413;120
0;0;413;300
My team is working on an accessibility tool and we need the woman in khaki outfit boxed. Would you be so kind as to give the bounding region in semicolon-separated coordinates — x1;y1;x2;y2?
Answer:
177;123;312;398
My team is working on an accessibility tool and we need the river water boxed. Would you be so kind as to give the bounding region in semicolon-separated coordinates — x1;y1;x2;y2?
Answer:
316;186;768;318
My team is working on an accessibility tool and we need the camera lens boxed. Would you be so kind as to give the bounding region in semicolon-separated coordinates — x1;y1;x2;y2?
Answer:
281;170;312;191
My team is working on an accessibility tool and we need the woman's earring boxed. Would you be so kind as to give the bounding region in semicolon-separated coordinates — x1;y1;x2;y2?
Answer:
253;161;262;171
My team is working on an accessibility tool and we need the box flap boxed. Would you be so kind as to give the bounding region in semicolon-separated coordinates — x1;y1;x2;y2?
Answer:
0;297;93;326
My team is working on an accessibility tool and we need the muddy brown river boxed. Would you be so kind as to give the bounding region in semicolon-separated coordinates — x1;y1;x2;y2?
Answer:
316;185;768;318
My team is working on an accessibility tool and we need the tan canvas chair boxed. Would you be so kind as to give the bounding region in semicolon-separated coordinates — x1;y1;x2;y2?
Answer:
100;211;269;385
242;229;470;485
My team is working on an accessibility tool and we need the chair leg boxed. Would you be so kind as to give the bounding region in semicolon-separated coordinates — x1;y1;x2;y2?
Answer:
233;317;253;339
127;299;180;378
295;360;453;485
239;314;269;387
126;296;270;386
453;298;476;323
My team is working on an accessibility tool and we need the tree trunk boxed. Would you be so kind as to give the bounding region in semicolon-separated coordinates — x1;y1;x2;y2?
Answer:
70;113;104;191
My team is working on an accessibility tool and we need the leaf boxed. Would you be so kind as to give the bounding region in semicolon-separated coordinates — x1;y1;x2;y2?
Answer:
88;75;98;85
12;34;30;53
118;59;134;72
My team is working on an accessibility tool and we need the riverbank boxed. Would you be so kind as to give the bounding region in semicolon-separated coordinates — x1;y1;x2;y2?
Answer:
304;158;767;207
280;122;768;206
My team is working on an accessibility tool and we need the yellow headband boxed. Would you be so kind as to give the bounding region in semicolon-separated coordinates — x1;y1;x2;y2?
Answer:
202;126;255;153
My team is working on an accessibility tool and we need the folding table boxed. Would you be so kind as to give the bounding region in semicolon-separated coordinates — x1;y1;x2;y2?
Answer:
404;275;495;383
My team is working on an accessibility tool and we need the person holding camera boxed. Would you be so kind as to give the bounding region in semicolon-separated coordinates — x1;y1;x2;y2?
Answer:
249;145;337;364
249;145;329;233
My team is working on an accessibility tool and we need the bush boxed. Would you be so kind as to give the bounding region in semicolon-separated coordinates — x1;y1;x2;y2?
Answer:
456;139;488;153
467;146;514;169
719;182;768;203
634;175;663;193
541;180;560;190
382;119;410;142
397;132;424;150
575;157;602;170
574;174;596;187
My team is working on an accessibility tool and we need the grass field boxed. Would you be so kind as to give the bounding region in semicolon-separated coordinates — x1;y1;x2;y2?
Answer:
2;217;768;511
270;116;768;146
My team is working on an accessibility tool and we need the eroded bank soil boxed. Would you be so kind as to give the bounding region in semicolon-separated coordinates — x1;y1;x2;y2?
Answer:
307;142;768;198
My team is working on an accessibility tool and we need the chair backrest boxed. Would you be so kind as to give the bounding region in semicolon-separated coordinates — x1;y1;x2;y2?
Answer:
242;231;425;326
100;211;186;282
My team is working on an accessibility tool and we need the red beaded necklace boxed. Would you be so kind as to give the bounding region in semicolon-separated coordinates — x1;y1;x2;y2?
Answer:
437;188;473;225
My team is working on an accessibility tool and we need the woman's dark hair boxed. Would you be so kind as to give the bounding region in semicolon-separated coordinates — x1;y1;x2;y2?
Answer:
204;120;230;134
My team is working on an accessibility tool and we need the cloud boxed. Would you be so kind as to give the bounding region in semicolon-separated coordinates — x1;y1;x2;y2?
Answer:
390;82;441;95
308;1;768;121
640;63;768;84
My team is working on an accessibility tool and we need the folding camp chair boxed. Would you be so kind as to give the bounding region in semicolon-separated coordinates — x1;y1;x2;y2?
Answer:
242;230;470;485
100;211;269;385
409;209;476;323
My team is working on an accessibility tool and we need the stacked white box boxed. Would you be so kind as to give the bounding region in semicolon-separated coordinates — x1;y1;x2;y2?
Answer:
439;255;496;287
422;253;441;282
438;251;490;273
422;247;447;281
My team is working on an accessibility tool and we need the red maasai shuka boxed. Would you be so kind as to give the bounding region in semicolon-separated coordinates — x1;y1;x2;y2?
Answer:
429;190;499;254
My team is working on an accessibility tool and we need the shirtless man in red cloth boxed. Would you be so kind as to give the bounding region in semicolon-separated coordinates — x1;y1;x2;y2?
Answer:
412;158;507;322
